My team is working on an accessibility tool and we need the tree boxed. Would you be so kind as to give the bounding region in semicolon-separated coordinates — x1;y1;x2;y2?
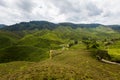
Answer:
82;40;91;49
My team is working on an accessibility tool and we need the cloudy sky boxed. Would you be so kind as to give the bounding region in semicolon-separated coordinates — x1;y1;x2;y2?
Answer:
0;0;120;25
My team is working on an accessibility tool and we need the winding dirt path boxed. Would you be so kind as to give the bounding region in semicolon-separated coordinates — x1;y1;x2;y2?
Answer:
101;59;120;65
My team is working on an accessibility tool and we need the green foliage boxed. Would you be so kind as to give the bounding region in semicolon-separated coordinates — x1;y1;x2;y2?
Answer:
0;36;14;49
1;25;120;63
0;24;120;79
18;33;62;49
0;31;20;49
0;45;48;63
93;50;111;60
82;38;100;49
109;41;120;49
0;50;120;80
2;21;57;31
108;49;120;62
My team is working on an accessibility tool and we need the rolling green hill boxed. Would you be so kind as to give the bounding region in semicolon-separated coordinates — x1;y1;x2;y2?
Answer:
0;31;20;49
0;49;120;80
0;21;120;79
0;25;120;63
0;45;48;63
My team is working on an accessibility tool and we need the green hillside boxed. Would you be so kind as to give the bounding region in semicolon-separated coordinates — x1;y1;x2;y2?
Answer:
0;31;20;49
0;45;48;63
0;22;120;79
108;49;120;62
0;26;120;63
0;49;120;80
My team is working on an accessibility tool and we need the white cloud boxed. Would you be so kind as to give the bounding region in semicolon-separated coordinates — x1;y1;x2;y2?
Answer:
0;0;120;25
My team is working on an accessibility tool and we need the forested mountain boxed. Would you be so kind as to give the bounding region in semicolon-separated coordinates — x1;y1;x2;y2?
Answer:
2;21;120;32
58;22;102;28
108;25;120;32
1;21;57;31
0;24;5;28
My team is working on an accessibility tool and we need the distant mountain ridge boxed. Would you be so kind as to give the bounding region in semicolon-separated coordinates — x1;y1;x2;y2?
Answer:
58;22;102;28
107;25;120;32
1;21;120;31
0;24;6;28
1;21;57;31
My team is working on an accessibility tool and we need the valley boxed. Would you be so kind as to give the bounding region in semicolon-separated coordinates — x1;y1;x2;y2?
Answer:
0;21;120;79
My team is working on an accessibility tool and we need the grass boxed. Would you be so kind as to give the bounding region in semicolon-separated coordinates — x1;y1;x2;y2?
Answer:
108;49;120;62
105;40;120;62
0;49;120;80
0;26;120;79
0;61;33;78
69;42;86;50
109;41;120;49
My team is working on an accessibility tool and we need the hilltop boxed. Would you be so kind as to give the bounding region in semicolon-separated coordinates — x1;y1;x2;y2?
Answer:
1;21;120;32
0;24;6;28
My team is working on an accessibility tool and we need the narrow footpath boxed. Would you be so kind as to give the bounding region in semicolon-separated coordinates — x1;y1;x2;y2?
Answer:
101;59;120;65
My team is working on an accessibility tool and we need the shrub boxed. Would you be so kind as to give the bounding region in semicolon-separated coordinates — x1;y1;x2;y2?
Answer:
95;50;111;60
